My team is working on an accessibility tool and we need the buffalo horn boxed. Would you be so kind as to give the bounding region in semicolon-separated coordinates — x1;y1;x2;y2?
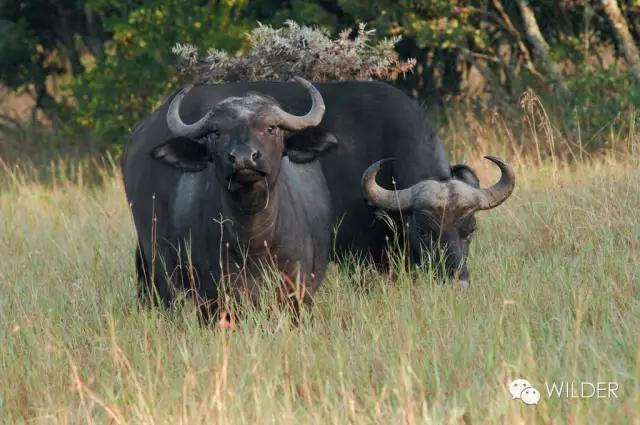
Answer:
166;84;215;139
273;77;325;131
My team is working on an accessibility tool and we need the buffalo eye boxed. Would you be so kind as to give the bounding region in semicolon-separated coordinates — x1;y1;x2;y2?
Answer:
211;129;221;138
266;125;277;134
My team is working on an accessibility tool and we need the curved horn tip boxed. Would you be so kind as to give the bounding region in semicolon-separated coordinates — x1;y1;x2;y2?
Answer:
292;76;311;86
275;77;325;130
473;154;516;211
166;84;212;138
484;155;515;181
361;157;414;212
373;157;395;170
361;158;395;186
483;155;506;166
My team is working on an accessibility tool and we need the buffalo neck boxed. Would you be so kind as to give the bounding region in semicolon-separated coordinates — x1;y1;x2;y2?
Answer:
220;180;280;254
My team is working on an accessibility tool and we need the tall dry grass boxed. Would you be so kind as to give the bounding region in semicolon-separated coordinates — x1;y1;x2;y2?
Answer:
0;99;639;424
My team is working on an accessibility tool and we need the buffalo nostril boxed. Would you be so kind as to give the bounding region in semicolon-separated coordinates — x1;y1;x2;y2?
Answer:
251;150;261;161
228;153;236;163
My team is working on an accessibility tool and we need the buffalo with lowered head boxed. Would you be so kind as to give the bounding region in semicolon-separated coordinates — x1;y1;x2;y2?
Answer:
361;155;514;287
121;77;336;318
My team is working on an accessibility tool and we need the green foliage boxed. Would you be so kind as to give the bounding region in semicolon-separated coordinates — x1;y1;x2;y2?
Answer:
566;64;640;144
337;0;489;50
72;0;248;141
0;1;79;119
0;19;38;89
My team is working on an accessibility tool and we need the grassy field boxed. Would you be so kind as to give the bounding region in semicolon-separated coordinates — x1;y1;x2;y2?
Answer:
0;154;639;424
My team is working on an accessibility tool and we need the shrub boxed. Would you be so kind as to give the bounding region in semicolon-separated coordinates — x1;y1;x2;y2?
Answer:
173;20;415;83
565;64;640;148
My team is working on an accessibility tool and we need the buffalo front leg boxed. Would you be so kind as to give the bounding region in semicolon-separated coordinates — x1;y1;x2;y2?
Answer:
135;241;175;309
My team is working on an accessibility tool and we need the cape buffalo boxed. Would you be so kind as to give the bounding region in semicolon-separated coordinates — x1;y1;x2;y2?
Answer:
125;79;515;293
361;155;514;287
121;77;336;317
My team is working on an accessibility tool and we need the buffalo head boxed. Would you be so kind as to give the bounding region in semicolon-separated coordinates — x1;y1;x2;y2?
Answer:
361;156;515;288
151;77;335;204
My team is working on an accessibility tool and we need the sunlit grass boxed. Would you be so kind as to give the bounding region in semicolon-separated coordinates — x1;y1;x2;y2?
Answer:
1;152;638;424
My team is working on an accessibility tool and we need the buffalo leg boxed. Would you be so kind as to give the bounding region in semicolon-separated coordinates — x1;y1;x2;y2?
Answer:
135;241;175;309
135;244;150;304
177;260;219;324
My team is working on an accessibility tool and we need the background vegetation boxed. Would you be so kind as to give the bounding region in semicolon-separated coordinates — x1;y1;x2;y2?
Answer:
1;0;639;158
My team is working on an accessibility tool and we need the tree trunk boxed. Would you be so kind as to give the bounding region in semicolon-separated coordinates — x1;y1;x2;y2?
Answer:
30;55;58;124
492;0;544;82
515;0;569;94
54;2;85;76
600;0;640;86
83;4;105;61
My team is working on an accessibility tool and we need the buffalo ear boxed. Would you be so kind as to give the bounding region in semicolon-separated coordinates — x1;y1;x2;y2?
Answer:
451;164;480;188
285;128;339;163
151;137;210;172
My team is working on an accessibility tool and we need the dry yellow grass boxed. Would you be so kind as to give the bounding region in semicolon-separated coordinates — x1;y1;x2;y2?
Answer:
0;151;638;424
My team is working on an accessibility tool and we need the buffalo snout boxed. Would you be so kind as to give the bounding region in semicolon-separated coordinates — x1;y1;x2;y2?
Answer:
228;146;262;170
